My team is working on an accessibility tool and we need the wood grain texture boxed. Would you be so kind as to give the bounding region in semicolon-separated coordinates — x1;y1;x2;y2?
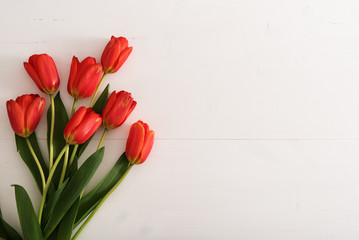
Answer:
1;0;359;239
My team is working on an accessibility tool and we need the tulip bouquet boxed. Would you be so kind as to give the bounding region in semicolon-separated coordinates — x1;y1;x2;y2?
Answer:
1;36;154;240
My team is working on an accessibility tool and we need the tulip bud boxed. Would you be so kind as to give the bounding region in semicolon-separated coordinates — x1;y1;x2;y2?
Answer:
102;91;136;129
24;54;60;94
125;121;154;165
67;56;103;99
101;36;133;74
64;107;102;145
6;94;45;137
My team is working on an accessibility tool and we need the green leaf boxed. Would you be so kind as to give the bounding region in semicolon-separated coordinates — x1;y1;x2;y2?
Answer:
0;207;22;240
13;185;43;240
46;227;58;240
92;84;110;114
43;148;105;239
75;136;92;160
41;179;69;229
56;199;79;240
15;133;48;194
76;84;109;159
0;226;6;239
47;92;69;187
75;153;130;227
70;155;79;177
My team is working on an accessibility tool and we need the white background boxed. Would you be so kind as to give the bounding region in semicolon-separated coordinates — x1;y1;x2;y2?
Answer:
1;0;359;239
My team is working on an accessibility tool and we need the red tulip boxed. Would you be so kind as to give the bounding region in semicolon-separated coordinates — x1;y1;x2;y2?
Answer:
6;94;45;137
125;121;154;164
64;107;102;144
101;36;133;74
102;91;136;129
67;56;103;99
24;54;60;94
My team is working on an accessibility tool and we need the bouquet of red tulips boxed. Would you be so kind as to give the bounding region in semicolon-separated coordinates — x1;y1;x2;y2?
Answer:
1;36;154;240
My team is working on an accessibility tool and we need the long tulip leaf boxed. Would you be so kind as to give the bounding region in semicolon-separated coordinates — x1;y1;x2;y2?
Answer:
43;148;104;238
13;185;43;240
47;92;69;187
15;132;48;193
76;84;109;159
92;83;110;114
46;228;58;240
0;208;22;240
75;153;130;226
0;225;6;239
56;198;79;240
70;155;79;177
41;179;69;229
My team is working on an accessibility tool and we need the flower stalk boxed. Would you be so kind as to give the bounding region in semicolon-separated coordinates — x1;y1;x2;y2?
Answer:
69;144;78;169
58;146;69;188
25;137;45;191
49;94;55;169
70;98;78;117
89;73;106;108
97;128;108;150
38;144;69;224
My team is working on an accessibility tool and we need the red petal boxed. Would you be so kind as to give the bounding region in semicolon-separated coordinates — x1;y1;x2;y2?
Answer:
101;37;121;73
6;100;25;136
76;64;103;98
102;91;117;121
125;121;145;162
138;130;154;164
45;54;60;91
79;57;96;69
72;111;102;144
68;56;79;97
31;54;59;94
118;37;129;52
24;62;46;93
25;97;45;134
129;100;137;114
120;100;137;128
64;106;87;142
112;47;133;73
16;94;37;111
141;121;149;133
103;91;133;128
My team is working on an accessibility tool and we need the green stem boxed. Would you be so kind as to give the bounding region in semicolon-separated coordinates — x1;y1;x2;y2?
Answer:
97;128;108;150
69;144;79;169
58;146;69;188
25;138;46;191
49;94;55;169
38;144;69;224
70;98;78;117
89;73;107;108
80;189;85;199
72;164;133;240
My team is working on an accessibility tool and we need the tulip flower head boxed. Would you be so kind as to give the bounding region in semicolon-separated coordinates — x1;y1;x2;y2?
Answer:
125;121;154;165
101;36;133;74
64;107;102;145
24;54;60;94
6;94;45;137
67;56;103;99
102;91;136;129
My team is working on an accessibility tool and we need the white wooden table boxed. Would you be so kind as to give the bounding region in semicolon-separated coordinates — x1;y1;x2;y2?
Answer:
1;0;359;239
